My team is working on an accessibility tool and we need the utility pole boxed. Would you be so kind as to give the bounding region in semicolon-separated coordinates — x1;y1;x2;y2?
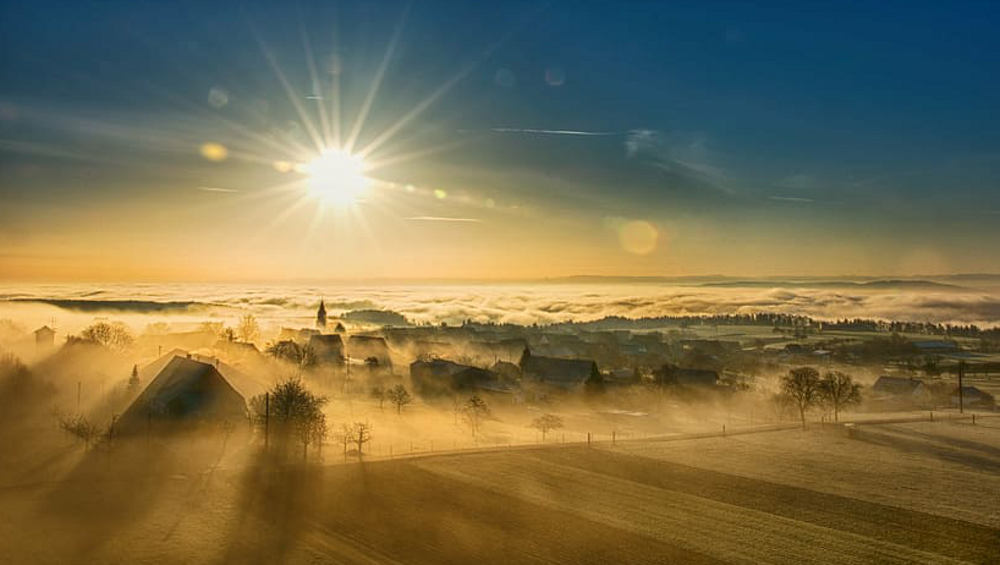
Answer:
958;361;965;414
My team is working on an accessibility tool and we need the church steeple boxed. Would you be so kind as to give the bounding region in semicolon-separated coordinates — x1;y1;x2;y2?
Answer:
316;299;327;329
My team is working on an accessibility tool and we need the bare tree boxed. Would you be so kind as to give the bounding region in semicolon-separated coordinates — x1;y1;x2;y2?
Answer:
819;371;862;422
59;414;102;449
266;340;317;367
463;395;491;436
781;366;822;429
387;384;412;414
237;313;260;343
80;322;133;352
341;421;372;455
530;413;563;441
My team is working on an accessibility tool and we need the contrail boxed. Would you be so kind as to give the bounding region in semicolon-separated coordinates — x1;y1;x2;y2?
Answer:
406;216;483;223
196;186;240;193
468;127;622;137
769;195;813;203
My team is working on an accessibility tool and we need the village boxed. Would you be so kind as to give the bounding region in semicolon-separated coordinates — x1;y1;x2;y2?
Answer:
5;298;996;452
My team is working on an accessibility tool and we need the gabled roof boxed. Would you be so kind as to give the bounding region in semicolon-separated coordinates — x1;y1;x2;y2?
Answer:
673;368;718;386
310;334;344;348
118;356;246;433
521;354;598;387
872;376;925;395
954;386;994;400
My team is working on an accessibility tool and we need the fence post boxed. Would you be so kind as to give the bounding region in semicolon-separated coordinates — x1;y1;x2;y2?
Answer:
587;432;591;447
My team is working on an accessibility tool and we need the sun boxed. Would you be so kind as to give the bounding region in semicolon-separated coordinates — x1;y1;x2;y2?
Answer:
304;149;369;206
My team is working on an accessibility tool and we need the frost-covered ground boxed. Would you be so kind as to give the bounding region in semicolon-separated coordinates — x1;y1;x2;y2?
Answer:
2;419;998;564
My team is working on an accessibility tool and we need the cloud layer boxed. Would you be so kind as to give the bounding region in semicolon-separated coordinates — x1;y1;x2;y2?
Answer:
2;281;999;333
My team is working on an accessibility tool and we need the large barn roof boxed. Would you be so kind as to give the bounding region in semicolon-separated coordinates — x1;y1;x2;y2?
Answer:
117;356;246;433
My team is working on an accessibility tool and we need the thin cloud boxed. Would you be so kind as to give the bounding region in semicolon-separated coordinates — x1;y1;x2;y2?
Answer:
196;186;240;193
769;195;814;203
406;216;483;223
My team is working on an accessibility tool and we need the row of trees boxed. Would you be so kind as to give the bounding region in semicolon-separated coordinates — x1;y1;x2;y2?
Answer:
780;367;862;427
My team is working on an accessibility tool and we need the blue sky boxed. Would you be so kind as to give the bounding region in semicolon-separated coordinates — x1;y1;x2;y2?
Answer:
1;1;999;280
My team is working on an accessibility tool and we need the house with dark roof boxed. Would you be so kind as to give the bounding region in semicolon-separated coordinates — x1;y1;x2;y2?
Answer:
871;376;932;406
347;335;392;368
411;358;478;395
33;326;55;350
117;356;247;434
654;365;719;387
873;376;926;396
309;334;345;364
952;386;996;409
519;348;601;391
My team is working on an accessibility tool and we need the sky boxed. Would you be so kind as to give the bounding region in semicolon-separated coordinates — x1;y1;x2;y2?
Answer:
1;0;999;281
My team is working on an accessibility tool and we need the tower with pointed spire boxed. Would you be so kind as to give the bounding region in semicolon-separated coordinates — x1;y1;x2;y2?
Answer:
316;299;327;329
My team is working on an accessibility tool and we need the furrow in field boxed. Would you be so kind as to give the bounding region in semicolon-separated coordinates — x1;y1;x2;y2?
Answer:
416;453;968;565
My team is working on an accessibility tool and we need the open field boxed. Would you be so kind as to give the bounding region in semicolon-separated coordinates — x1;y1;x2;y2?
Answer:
1;420;998;564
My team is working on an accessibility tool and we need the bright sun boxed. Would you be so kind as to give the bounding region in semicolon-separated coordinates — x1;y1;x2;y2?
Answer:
304;149;369;206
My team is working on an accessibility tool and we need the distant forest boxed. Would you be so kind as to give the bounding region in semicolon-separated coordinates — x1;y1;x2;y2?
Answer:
460;313;1000;338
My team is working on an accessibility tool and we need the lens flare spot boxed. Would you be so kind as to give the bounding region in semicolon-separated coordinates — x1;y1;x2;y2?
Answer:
207;87;229;108
434;189;447;199
545;67;566;86
199;142;228;162
273;160;292;173
618;220;658;255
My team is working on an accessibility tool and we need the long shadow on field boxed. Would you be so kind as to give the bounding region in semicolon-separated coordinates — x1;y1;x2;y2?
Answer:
855;428;1000;473
221;447;326;564
530;447;1000;564
39;430;239;562
39;438;178;561
871;425;1000;461
222;452;722;564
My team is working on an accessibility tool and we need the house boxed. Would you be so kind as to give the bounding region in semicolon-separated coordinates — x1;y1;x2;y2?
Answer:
654;365;719;387
347;335;392;368
519;348;601;391
871;376;932;405
33;326;55;350
872;376;926;396
278;327;320;343
116;356;247;434
952;386;996;409
410;358;469;394
309;334;345;364
490;360;521;381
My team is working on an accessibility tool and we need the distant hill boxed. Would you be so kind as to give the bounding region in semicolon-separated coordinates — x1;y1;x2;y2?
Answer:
700;279;965;291
341;309;411;326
